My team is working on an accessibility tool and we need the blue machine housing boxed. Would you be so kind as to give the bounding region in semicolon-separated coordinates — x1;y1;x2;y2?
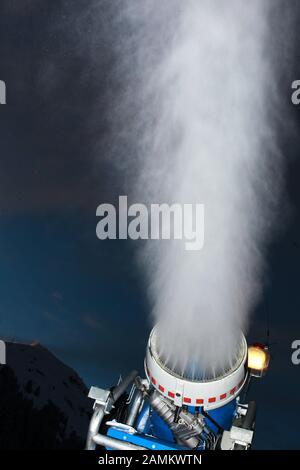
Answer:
107;392;238;450
86;332;263;450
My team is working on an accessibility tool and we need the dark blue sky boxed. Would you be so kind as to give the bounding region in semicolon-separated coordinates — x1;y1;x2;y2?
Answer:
0;213;149;386
0;0;150;388
0;0;300;449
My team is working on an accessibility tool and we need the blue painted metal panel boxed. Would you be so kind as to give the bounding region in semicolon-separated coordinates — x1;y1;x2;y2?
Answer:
107;427;185;450
205;399;237;432
106;395;238;450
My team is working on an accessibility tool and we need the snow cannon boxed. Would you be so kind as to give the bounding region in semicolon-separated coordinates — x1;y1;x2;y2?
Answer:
86;326;269;450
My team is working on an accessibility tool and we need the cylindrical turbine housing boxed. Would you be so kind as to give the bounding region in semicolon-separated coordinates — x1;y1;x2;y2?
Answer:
145;326;248;410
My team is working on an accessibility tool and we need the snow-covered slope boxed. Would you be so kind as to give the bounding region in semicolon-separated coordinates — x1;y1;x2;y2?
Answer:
0;341;93;449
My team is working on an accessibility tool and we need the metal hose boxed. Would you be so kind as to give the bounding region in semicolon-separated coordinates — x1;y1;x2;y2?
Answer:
126;390;144;427
86;370;138;450
112;370;138;402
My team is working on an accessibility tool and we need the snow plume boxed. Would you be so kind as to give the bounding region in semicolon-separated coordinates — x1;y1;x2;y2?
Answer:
113;0;283;378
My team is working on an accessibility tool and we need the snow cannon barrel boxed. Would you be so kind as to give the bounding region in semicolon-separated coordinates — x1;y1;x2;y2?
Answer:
145;326;248;410
86;326;265;450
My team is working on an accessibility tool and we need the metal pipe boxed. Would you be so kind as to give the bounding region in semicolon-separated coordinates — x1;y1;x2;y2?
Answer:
112;370;138;402
86;405;105;450
243;401;256;430
126;390;144;427
93;434;147;450
148;391;200;449
86;371;139;450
